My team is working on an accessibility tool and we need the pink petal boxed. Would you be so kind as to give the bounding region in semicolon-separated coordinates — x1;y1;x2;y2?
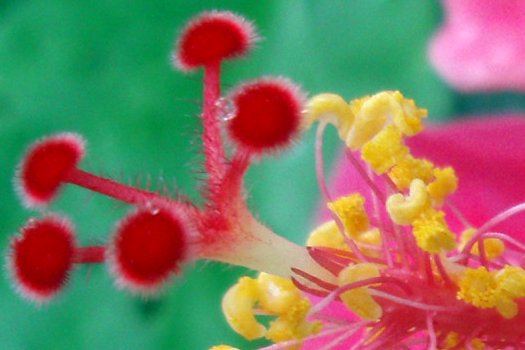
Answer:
428;0;525;92
326;116;525;241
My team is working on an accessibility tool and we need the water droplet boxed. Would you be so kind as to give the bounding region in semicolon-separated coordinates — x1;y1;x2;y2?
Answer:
215;97;236;121
145;202;160;215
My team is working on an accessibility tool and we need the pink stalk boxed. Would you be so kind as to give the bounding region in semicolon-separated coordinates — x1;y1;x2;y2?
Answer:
292;267;338;291
65;169;175;207
367;167;396;268
426;313;437;350
315;123;368;262
461;229;525;265
307;247;349;275
319;326;362;350
432;255;453;286
308;276;412;317
291;277;328;297
345;149;385;202
369;289;455;312
477;202;525;234
202;61;227;189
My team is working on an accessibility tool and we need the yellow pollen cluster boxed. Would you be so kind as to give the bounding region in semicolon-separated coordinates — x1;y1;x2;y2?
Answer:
221;273;321;344
337;263;383;320
386;179;430;225
411;209;456;254
327;194;369;237
306;91;459;254
306;220;349;251
458;266;525;319
209;346;240;350
388;155;434;190
361;125;409;174
427;167;458;205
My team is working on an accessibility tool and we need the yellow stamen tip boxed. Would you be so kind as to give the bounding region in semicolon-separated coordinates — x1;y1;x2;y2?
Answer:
257;272;301;315
412;209;456;253
337;263;383;320
458;265;525;319
387;179;430;225
307;220;349;251
305;93;354;138
209;346;240;350
388;155;434;190
222;277;266;340
361;125;409;174
327;194;370;237
427;166;458;205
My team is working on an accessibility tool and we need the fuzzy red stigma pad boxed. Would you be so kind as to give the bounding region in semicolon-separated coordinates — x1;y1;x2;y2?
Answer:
228;78;304;154
110;208;188;293
10;216;76;302
174;11;255;71
19;133;85;207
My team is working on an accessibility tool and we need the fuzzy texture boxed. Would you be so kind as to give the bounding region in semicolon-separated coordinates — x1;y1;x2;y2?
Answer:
9;216;76;302
174;11;256;71
109;208;188;294
429;0;525;91
228;78;305;155
18;133;85;207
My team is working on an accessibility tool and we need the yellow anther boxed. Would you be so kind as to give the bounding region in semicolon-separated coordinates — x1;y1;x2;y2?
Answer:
356;228;382;257
337;263;383;320
305;93;354;139
209;346;240;350
390;91;427;136
495;266;525;299
458;266;525;319
495;297;519;319
307;220;349;251
412;209;456;253
357;228;382;246
388;155;434;190
427;167;458;205
327;194;370;237
265;298;322;344
346;92;392;149
361;125;409;174
257;273;301;315
222;277;266;340
457;267;497;309
387;179;430;225
460;228;505;260
443;331;460;349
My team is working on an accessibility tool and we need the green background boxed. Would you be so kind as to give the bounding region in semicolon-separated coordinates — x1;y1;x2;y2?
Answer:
1;1;525;349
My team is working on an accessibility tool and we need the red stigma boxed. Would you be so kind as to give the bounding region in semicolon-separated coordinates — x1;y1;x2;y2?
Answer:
19;133;85;207
110;208;188;293
228;78;304;154
174;11;255;71
10;216;76;302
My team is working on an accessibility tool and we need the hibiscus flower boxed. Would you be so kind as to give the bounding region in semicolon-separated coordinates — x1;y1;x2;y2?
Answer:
8;8;525;350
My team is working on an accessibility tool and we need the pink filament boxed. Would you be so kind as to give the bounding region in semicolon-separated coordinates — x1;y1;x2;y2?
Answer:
65;168;174;207
315;122;368;262
202;61;227;189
